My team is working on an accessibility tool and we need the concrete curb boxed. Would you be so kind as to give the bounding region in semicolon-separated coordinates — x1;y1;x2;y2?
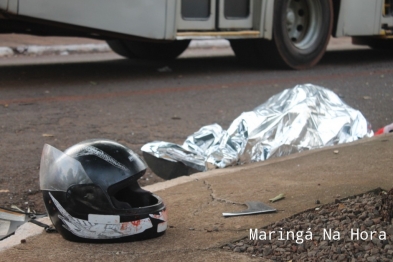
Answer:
14;44;111;56
143;134;382;194
0;43;111;57
0;38;364;58
188;39;229;49
0;47;14;57
0;40;230;57
0;217;51;253
0;134;389;254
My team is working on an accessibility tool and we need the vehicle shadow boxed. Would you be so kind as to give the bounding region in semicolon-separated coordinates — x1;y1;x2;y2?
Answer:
320;48;393;67
1;48;393;87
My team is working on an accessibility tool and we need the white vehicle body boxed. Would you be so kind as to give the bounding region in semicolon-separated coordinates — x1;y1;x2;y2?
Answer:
1;0;392;68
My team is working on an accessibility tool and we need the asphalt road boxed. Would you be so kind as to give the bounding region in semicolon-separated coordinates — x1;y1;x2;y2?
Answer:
1;47;393;213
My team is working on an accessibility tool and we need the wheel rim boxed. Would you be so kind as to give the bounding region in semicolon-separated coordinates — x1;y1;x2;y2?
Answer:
286;0;323;50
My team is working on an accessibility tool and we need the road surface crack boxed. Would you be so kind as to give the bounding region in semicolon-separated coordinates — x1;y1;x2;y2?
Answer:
203;180;243;206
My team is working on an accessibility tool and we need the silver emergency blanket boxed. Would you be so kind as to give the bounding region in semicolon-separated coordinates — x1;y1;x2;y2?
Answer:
142;84;373;173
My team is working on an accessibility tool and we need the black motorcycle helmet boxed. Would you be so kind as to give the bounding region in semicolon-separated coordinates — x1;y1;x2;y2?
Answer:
39;139;167;242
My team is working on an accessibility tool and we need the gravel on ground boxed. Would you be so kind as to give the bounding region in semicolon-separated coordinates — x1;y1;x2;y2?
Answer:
223;188;393;262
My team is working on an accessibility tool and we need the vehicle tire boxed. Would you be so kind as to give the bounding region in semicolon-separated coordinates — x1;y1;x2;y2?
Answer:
230;0;333;69
268;0;333;69
106;39;191;60
352;37;393;50
106;40;138;59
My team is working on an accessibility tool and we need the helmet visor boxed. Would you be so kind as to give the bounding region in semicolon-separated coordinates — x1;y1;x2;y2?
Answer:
40;144;92;192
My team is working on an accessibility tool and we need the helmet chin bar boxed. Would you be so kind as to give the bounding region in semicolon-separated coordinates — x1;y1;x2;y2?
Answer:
48;192;164;239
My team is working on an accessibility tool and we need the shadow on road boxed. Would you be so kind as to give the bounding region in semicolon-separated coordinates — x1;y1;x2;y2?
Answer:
1;48;393;87
320;48;393;66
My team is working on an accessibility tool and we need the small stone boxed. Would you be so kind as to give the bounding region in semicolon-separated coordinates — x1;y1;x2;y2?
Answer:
359;212;368;220
372;218;381;224
274;221;283;227
364;243;374;251
227;244;235;249
364;219;374;227
353;243;364;251
366;256;377;262
297;245;305;253
263;247;272;256
233;247;241;253
247;247;254;253
372;237;382;247
386;226;393;236
319;241;328;247
20;239;26;244
384;245;393;250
